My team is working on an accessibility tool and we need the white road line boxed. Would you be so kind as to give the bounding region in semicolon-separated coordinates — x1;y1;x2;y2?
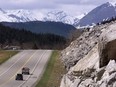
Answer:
0;52;27;78
0;51;38;87
18;50;46;87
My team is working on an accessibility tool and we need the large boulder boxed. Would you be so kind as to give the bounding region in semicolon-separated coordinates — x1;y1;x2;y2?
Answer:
99;24;116;68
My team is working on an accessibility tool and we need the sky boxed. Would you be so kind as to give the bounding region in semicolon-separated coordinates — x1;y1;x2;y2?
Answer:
1;0;116;15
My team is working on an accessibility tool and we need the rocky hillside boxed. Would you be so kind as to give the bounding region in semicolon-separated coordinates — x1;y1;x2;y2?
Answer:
60;21;116;87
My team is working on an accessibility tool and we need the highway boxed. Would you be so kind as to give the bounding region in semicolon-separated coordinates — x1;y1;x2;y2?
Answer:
0;50;52;87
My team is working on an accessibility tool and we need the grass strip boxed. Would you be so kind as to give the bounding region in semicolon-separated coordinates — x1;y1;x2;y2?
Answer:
36;51;66;87
0;50;18;65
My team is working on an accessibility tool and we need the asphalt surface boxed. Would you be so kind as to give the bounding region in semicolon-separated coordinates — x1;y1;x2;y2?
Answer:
0;50;52;87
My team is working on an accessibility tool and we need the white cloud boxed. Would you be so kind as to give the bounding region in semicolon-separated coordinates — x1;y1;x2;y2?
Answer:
0;0;116;15
10;0;35;4
59;4;96;15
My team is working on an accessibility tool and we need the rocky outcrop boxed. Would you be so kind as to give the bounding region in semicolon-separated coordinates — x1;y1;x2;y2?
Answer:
60;44;99;87
61;23;110;70
99;24;116;67
60;60;116;87
60;22;116;87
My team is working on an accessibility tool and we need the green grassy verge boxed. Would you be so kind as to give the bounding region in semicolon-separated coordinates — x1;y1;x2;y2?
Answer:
0;50;18;65
36;51;66;87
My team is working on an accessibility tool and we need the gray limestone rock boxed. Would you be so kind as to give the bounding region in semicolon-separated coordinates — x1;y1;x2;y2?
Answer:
99;24;116;67
60;22;116;87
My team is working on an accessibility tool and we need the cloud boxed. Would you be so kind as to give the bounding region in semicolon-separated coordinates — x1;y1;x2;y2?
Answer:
0;0;58;9
10;0;35;4
54;0;108;5
0;0;116;15
59;4;96;15
0;0;99;9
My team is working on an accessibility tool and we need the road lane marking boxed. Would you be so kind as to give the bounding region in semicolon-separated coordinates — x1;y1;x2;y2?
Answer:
0;50;38;87
18;50;47;87
0;52;27;77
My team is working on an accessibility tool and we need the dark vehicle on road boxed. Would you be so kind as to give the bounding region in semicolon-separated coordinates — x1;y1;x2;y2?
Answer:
22;67;30;75
15;74;23;80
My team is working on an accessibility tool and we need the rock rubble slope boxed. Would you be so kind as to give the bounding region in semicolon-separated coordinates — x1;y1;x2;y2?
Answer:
61;23;108;70
60;21;116;87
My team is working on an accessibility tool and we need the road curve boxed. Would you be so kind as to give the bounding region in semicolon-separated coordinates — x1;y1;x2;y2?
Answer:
0;50;52;87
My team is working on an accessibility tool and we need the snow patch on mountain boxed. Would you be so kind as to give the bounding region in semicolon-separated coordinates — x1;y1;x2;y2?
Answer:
0;9;12;22
76;13;87;19
7;9;39;22
42;10;79;25
0;9;84;25
77;2;116;26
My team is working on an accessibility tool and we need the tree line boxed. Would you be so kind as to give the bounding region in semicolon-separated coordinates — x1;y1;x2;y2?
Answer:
0;24;67;50
97;16;116;25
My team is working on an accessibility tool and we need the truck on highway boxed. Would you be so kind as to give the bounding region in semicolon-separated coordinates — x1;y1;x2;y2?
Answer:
22;67;30;75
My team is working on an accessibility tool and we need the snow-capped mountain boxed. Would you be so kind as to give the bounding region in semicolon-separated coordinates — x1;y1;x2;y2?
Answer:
77;2;116;26
7;10;38;22
0;9;13;22
0;8;83;25
1;2;116;27
42;10;79;25
76;13;87;19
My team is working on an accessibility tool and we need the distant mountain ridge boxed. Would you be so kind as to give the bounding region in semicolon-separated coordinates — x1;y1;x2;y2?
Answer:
42;10;80;25
77;2;116;26
0;9;84;25
2;21;76;38
1;2;116;27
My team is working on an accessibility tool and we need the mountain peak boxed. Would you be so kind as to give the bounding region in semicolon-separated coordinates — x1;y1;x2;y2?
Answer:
101;2;113;7
43;10;78;25
105;2;111;5
77;2;116;26
103;2;116;7
0;9;81;25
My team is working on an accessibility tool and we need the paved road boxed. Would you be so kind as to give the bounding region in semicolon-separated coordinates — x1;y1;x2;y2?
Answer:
0;50;52;87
